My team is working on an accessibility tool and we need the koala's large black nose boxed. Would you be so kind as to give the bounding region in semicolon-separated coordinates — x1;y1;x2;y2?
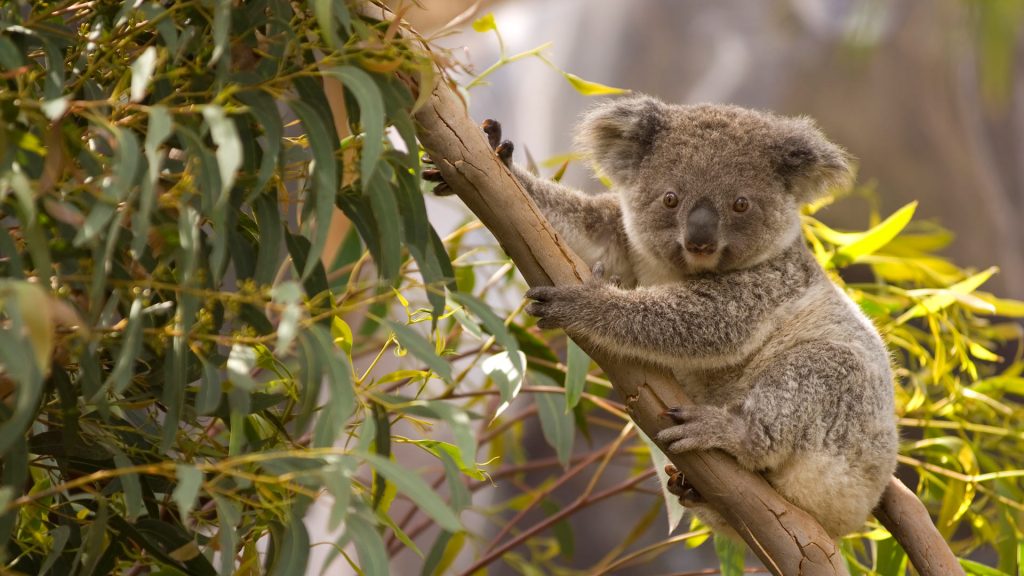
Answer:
684;204;718;255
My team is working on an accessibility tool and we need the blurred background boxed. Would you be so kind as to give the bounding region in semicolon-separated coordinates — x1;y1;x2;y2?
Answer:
322;1;1024;573
407;0;1024;299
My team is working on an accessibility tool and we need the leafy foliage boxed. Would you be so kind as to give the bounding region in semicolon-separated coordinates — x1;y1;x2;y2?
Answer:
0;2;1020;575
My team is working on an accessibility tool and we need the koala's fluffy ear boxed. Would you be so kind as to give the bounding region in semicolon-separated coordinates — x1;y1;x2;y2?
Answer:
576;95;668;186
773;119;853;203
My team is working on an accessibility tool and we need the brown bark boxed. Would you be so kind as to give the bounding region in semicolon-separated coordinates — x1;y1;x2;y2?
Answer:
875;477;964;575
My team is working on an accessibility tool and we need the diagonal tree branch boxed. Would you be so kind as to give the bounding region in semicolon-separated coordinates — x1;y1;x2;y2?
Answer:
381;7;962;574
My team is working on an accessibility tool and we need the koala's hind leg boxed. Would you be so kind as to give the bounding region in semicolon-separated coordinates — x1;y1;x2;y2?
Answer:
663;465;743;541
664;464;705;506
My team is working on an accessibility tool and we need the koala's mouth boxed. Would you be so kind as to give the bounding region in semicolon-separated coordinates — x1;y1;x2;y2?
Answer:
683;250;722;271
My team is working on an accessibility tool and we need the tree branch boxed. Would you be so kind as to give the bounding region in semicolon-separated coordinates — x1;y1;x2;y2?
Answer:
393;12;961;576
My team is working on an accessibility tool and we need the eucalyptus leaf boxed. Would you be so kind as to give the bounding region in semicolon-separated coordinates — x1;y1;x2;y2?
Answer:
534;372;574;468
360;452;462;532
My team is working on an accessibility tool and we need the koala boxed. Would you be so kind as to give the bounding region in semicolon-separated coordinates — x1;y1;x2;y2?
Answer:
480;96;898;539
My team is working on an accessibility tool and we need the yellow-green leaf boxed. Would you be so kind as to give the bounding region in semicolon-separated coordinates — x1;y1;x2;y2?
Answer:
472;13;497;33
896;267;998;324
831;201;917;267
562;72;630;96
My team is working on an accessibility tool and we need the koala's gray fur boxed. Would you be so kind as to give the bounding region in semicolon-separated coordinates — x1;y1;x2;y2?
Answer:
514;95;898;539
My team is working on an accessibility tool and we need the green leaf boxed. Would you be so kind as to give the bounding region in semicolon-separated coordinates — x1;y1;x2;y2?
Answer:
171;465;202;525
389;398;478;471
253;191;284;285
130;46;158;102
227;343;258;391
539;498;575;557
210;0;231;65
385;320;453;384
214;496;241;575
38;525;70;575
360;453;462;532
307;325;355;447
714;532;746;576
896;267;998;324
561;72;630;96
331;316;354;355
112;451;144;521
132;105;173;257
830;201;917;267
874;536;907;576
365;167;402;280
290;99;339;279
237;90;283;196
197;356;222;416
637;429;686;533
347;511;389;576
0;34;24;70
103;297;143;397
482;350;527;418
324;66;384;185
422;531;463;576
271;281;303;352
534;372;574;468
958;558;1013;576
564;338;589;410
41;97;68;120
201;105;242;201
270;510;309;576
451;292;522;367
323;458;354;531
314;0;342;49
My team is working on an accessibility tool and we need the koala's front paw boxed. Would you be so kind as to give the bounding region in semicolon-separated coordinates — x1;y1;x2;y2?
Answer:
423;119;515;196
525;285;583;330
656;405;733;455
482;119;515;166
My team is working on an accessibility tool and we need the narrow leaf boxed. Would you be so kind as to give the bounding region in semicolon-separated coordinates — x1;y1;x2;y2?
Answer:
534;372;574;468
831;201;917;267
565;338;589;410
360;453;462;532
385;320;453;384
172;465;203;525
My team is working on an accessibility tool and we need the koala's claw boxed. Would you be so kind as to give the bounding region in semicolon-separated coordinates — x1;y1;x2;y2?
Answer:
525;285;573;330
482;118;502;149
664;465;706;506
496;140;514;165
481;119;514;166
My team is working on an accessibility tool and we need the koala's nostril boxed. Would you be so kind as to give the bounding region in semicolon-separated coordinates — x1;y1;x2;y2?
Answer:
685;241;717;255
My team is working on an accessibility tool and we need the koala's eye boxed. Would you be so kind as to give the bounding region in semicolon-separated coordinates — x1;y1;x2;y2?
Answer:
733;196;750;213
663;192;679;208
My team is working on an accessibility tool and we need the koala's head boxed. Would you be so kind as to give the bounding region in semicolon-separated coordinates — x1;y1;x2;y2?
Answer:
576;95;851;275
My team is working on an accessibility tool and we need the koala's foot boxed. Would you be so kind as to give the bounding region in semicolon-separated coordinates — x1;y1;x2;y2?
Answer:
657;405;741;456
664;464;705;506
424;119;513;195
